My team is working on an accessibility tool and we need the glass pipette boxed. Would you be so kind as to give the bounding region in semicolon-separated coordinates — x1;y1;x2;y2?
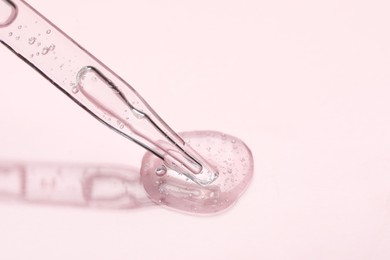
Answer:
0;0;218;186
1;0;254;214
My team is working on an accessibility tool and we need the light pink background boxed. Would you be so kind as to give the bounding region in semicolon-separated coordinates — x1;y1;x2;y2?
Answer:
1;0;390;259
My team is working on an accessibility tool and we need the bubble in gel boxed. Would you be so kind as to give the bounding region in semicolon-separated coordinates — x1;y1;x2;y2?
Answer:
49;44;56;51
46;29;51;34
141;130;254;215
18;25;22;29
8;32;13;36
155;165;167;176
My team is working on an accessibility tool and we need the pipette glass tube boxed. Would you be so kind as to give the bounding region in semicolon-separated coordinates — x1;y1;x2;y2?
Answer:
0;0;219;186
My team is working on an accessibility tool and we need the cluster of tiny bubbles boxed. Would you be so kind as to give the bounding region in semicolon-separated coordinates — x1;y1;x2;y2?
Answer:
32;43;55;56
7;24;52;58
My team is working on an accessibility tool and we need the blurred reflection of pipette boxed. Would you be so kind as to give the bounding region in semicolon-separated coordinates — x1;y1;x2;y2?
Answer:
0;161;153;209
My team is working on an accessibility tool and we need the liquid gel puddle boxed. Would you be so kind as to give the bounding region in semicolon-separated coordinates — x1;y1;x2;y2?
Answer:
141;131;254;215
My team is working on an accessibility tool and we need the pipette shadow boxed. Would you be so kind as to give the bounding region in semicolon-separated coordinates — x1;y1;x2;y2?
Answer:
0;161;156;211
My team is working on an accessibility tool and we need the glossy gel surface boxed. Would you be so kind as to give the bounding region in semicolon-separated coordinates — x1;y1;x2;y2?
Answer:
141;131;254;215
